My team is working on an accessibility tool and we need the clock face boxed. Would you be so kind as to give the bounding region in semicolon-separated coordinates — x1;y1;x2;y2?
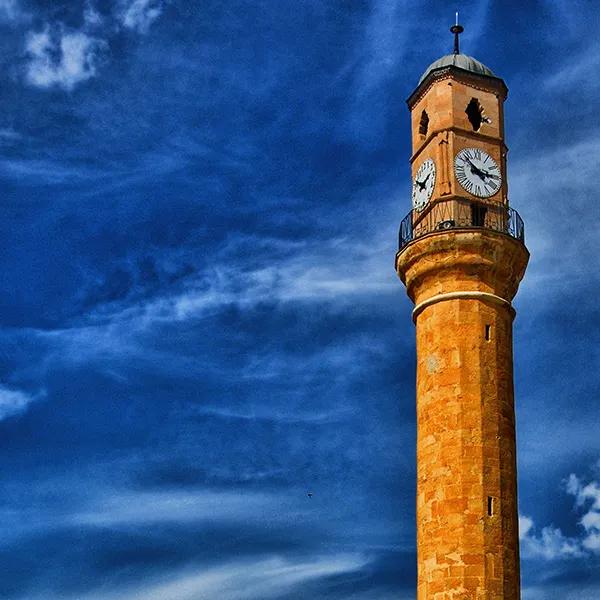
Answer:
454;148;502;198
412;158;436;211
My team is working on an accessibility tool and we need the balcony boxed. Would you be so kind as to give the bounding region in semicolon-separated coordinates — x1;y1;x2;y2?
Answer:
398;199;525;251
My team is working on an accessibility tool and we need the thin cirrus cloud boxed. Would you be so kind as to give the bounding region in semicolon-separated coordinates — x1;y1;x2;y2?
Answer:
29;233;395;362
0;482;374;600
116;0;166;34
0;384;41;421
69;488;300;528
24;26;106;91
0;0;26;22
21;554;370;600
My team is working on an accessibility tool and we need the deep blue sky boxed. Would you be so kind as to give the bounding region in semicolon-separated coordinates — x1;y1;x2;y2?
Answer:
0;1;599;598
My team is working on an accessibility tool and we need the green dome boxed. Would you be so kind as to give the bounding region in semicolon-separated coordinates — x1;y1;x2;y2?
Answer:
419;53;495;84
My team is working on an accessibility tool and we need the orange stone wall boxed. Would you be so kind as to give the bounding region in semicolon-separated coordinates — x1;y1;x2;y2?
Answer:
396;230;528;600
409;73;508;206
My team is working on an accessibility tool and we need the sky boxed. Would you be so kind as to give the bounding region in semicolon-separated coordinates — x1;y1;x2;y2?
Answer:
0;0;599;598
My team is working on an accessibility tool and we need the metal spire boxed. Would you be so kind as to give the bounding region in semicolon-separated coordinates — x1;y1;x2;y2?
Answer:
450;12;464;54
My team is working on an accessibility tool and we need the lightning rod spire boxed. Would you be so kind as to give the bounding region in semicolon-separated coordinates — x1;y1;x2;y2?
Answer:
450;13;464;54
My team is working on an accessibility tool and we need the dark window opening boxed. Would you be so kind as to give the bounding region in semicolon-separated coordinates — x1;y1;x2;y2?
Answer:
485;324;491;341
471;203;487;227
466;98;484;131
487;496;495;517
419;110;429;137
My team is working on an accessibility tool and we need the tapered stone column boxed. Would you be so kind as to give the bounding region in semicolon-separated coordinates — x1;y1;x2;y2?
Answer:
396;229;528;599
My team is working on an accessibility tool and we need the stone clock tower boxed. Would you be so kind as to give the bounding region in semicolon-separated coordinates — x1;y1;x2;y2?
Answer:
395;24;528;600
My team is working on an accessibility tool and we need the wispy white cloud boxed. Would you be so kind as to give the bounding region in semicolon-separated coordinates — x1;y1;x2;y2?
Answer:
0;127;21;142
523;583;600;600
343;0;409;141
101;235;395;323
519;514;583;560
509;130;600;303
29;553;369;600
566;471;600;552
0;0;26;23
24;25;106;91
520;462;600;560
83;1;103;28
124;555;367;600
355;0;408;94
21;0;169;90
23;233;396;375
0;486;300;542
195;405;355;426
70;488;291;528
117;0;165;34
0;157;105;182
0;384;42;421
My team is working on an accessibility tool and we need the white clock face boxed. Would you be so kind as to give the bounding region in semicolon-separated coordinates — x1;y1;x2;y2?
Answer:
454;148;502;198
412;158;436;211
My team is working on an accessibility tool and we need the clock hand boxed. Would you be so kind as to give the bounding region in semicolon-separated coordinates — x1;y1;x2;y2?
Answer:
415;171;432;191
477;167;500;180
467;159;488;180
466;159;501;182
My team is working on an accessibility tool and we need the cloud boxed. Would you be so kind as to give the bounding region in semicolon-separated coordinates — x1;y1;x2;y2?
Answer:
123;555;368;600
523;583;600;600
0;385;41;421
566;472;600;552
520;463;600;560
519;515;583;560
28;553;369;600
0;127;21;142
0;0;26;22
24;25;106;91
117;0;165;34
0;157;105;182
356;0;407;94
70;488;291;528
0;485;307;543
343;0;409;141
96;234;394;323
83;2;103;27
22;0;168;91
21;232;396;377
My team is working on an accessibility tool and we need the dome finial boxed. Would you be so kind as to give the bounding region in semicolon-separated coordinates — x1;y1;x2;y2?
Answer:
450;12;464;55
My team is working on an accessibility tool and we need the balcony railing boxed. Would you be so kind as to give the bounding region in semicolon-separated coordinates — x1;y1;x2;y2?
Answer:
398;199;525;250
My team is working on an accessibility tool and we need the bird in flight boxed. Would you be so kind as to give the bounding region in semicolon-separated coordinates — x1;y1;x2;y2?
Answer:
307;492;313;499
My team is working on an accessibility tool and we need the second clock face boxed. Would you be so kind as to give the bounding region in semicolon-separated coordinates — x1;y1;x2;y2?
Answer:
412;158;436;211
454;148;502;198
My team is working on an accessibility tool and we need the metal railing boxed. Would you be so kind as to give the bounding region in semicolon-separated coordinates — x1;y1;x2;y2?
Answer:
398;199;525;250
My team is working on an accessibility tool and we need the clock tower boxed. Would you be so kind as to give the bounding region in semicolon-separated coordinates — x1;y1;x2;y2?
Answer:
396;24;528;600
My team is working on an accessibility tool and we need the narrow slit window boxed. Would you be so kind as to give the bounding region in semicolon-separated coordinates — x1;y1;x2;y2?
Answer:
487;496;494;517
485;324;491;341
419;110;429;137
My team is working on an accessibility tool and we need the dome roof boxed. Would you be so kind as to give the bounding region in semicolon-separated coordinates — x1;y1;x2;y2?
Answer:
419;53;495;84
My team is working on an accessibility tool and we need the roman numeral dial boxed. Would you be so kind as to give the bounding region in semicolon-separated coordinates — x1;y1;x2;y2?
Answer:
412;158;436;211
454;147;502;198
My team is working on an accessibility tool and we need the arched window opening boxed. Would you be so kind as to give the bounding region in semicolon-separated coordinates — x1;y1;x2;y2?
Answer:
419;110;429;137
465;98;489;131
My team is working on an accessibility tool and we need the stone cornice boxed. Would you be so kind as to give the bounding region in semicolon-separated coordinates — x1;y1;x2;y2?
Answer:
407;66;508;110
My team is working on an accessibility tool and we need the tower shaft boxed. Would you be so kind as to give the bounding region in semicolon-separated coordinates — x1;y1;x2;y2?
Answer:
397;230;527;599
